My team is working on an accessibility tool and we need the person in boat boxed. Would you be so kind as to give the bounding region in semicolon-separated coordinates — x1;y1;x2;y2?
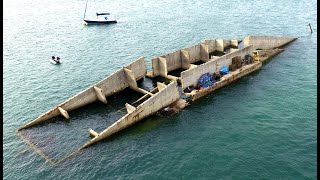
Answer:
56;57;61;64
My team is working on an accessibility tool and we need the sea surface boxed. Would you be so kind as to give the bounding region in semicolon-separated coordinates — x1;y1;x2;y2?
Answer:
3;0;317;179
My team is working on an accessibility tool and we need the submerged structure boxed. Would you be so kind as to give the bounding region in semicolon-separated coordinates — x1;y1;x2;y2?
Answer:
17;36;297;165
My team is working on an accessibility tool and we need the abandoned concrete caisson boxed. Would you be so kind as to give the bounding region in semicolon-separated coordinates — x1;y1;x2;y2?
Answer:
17;36;297;165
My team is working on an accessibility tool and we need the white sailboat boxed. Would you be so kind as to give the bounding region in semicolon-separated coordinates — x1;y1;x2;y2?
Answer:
83;0;117;24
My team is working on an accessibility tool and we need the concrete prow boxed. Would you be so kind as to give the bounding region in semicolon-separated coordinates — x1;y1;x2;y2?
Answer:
243;36;297;50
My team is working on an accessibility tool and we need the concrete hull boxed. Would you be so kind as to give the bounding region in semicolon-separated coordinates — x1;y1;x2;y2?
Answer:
16;35;297;165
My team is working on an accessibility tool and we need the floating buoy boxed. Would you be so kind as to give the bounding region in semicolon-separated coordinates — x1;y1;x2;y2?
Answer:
308;23;313;34
82;21;88;26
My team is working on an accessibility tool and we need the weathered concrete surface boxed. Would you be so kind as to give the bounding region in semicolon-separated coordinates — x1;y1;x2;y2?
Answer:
256;49;284;63
18;57;147;130
243;36;297;50
186;62;263;101
123;68;139;89
149;57;160;77
58;107;70;119
223;39;231;48
181;45;201;63
181;45;254;90
181;50;191;69
200;43;209;62
204;39;216;54
216;39;224;52
125;103;136;113
93;86;108;104
124;57;147;80
81;81;181;148
159;57;168;76
169;99;189;111
230;40;238;47
88;128;99;137
188;64;198;69
161;50;182;72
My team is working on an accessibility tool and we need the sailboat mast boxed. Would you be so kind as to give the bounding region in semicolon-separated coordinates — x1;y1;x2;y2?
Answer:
83;0;89;19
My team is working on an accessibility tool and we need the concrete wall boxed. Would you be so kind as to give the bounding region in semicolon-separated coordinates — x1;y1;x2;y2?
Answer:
182;45;201;63
181;45;254;89
82;81;181;148
161;50;182;72
243;36;297;50
123;57;147;80
151;39;242;77
19;57;147;130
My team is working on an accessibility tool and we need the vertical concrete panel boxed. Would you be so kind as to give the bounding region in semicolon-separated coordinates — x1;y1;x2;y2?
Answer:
93;86;108;104
187;45;201;63
223;39;231;48
159;57;168;76
96;69;128;97
205;39;216;54
216;39;224;52
231;40;238;47
151;58;160;77
125;57;147;80
200;43;209;62
123;68;138;89
181;50;191;69
162;50;182;72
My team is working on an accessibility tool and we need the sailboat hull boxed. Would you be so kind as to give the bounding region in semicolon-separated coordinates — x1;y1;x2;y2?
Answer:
84;19;117;24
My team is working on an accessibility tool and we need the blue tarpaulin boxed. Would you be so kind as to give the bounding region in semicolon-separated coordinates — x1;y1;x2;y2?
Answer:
198;73;216;88
219;66;229;75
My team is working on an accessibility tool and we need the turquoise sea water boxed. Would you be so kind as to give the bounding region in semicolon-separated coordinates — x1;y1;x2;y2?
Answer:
3;0;317;179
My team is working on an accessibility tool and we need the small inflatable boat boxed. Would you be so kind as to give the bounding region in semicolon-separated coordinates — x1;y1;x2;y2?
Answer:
50;59;62;65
